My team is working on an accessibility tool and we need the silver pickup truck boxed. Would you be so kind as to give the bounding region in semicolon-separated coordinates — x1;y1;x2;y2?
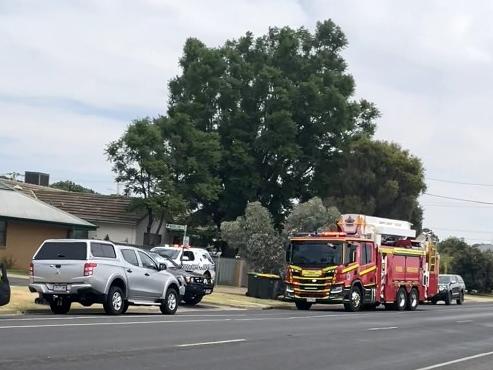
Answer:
29;239;183;315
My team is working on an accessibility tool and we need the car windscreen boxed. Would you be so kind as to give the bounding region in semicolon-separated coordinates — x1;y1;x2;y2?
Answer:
155;249;180;259
34;242;87;260
439;276;452;284
289;241;343;267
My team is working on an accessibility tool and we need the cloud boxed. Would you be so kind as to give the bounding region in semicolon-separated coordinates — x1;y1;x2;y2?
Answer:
2;0;493;241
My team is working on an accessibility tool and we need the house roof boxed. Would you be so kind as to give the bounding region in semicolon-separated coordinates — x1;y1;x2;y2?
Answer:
33;190;144;225
0;179;64;197
0;183;96;229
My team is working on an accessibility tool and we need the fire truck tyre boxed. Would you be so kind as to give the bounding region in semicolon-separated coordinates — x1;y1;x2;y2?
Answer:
49;297;71;314
407;289;418;311
295;301;312;310
396;287;407;311
445;291;452;305
344;286;363;312
457;291;464;305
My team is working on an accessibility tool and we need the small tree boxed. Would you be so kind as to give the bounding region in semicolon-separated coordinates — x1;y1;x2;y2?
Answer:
283;197;340;235
221;202;283;273
106;118;186;238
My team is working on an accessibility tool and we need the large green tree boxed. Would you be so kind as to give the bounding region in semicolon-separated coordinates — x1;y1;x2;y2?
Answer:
157;20;379;228
106;118;186;238
324;139;426;229
283;197;340;235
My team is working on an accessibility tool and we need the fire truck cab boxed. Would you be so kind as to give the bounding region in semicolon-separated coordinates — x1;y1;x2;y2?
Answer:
284;214;439;311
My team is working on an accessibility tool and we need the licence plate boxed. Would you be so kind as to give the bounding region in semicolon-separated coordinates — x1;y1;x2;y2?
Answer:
53;284;67;292
205;289;212;294
306;298;316;303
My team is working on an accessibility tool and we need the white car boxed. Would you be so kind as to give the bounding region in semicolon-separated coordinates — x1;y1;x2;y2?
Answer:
150;246;216;284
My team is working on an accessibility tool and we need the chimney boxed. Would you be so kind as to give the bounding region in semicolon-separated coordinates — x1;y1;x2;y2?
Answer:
24;171;50;186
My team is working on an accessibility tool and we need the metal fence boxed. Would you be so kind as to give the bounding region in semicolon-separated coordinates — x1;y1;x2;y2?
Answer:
213;257;248;287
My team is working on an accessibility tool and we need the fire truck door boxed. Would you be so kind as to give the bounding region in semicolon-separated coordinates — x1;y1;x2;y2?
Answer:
359;243;376;291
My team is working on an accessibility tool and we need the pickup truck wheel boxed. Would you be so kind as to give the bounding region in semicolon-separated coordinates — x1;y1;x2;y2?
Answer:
161;288;178;315
49;298;71;314
406;288;418;311
457;291;464;305
103;286;125;315
445;291;452;305
344;286;362;312
396;287;407;311
295;301;312;310
183;294;203;306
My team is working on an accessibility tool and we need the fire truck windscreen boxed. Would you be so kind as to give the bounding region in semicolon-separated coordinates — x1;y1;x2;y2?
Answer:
288;241;344;267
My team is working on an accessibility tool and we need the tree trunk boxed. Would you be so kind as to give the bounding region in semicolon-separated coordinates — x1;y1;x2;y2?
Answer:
155;210;165;235
146;208;154;234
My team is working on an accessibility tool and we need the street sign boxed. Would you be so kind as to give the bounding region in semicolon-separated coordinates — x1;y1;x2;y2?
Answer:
165;223;186;231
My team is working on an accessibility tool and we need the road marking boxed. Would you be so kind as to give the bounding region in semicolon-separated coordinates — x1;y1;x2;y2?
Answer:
367;326;398;331
0;313;247;322
0;318;232;329
456;320;472;323
177;338;246;347
415;350;493;370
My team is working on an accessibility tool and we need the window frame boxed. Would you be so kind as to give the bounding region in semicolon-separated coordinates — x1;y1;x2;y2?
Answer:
121;249;139;267
138;251;158;270
90;242;116;259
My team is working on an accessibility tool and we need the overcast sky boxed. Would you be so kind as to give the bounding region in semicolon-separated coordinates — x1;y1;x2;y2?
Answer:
2;0;493;243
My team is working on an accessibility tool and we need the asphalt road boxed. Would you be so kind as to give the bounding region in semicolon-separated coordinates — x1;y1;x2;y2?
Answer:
1;303;493;370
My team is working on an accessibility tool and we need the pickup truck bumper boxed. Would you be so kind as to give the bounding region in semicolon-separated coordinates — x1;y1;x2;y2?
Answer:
29;283;96;295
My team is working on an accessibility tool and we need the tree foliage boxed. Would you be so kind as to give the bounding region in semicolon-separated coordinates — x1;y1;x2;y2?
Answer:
221;202;284;273
438;237;493;293
50;180;96;194
106;118;186;235
324;139;426;230
159;20;379;227
283;197;340;235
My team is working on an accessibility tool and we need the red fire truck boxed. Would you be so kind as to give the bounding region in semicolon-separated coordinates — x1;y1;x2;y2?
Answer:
284;214;439;311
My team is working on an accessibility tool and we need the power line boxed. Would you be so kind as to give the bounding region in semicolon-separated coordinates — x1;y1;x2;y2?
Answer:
423;193;493;205
427;177;493;187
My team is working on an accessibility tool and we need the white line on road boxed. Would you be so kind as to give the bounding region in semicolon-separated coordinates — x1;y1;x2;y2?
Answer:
0;313;247;322
415;350;493;370
367;326;398;331
177;339;246;347
456;320;472;323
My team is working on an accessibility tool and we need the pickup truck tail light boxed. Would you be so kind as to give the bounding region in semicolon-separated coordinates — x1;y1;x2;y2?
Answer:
29;262;34;277
84;263;97;276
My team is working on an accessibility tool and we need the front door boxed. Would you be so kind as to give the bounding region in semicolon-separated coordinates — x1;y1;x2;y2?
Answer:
137;251;166;300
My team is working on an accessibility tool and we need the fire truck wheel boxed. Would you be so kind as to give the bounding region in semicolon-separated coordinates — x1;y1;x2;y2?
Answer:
344;286;362;312
396;287;407;311
406;288;418;311
295;301;312;310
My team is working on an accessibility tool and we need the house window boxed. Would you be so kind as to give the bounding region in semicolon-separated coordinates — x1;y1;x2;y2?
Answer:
0;221;6;248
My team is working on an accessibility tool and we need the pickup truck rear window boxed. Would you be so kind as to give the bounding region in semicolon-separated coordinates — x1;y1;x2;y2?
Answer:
34;242;87;260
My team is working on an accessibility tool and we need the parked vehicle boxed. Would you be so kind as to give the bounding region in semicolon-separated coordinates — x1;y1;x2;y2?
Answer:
150;246;216;284
432;274;465;305
150;252;213;305
29;239;182;315
284;214;439;311
0;263;10;306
